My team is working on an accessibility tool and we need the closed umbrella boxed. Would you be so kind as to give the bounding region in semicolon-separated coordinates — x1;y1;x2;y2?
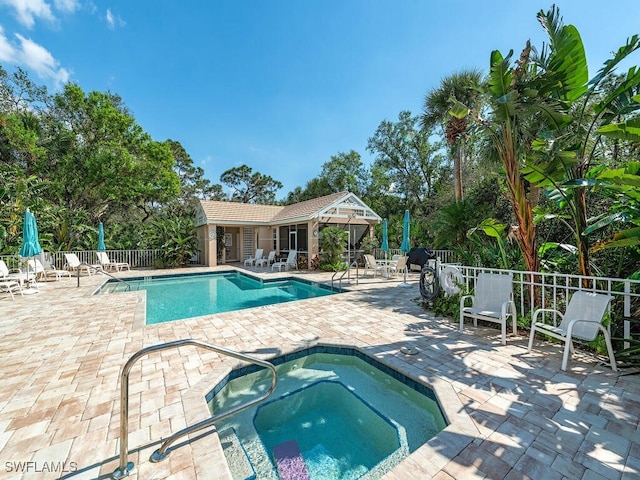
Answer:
381;219;389;259
98;222;106;251
399;210;411;286
19;209;42;287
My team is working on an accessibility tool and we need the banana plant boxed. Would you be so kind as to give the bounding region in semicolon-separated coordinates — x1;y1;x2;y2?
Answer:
518;7;640;277
586;161;640;250
468;218;510;269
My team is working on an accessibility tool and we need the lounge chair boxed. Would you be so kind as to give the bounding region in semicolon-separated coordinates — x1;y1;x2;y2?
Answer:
97;251;130;271
0;278;22;300
244;248;264;267
0;259;32;287
460;272;517;345
256;251;276;267
28;258;71;281
272;250;297;271
64;253;100;276
527;291;617;371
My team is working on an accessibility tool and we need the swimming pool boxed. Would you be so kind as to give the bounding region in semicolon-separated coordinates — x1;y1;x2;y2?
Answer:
98;271;340;324
208;345;447;480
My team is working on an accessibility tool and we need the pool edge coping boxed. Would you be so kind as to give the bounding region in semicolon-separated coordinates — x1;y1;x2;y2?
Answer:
183;336;478;479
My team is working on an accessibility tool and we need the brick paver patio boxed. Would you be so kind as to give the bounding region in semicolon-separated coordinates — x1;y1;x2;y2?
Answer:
0;266;638;479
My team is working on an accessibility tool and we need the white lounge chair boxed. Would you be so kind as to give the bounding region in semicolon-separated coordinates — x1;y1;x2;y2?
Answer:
527;291;617;371
244;248;264;267
0;278;22;300
97;251;130;271
27;258;71;281
64;253;100;276
0;259;32;287
272;250;297;271
460;272;517;345
256;251;276;267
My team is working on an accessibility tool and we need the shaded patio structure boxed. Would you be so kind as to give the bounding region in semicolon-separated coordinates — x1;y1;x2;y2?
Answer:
195;191;381;268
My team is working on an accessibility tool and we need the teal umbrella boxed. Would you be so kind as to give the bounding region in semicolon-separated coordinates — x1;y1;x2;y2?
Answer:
399;210;411;287
381;219;389;258
19;209;42;284
400;210;411;253
98;222;106;251
19;209;42;258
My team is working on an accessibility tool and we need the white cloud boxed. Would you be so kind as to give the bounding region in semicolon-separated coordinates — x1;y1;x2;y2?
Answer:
0;0;55;29
53;0;80;14
2;32;70;87
0;26;17;62
105;8;125;29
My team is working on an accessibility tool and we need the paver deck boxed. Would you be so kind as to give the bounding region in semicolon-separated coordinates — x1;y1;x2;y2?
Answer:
0;266;638;480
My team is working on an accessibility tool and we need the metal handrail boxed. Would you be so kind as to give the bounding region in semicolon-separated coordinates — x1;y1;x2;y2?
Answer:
111;339;277;479
332;260;359;290
99;268;132;291
75;261;100;288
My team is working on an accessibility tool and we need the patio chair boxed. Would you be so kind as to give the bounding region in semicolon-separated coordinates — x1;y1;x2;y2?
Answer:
460;272;516;345
97;251;130;271
257;250;276;267
527;291;617;371
64;253;100;276
390;256;408;278
272;250;297;271
363;254;384;277
244;248;264;266
28;258;71;281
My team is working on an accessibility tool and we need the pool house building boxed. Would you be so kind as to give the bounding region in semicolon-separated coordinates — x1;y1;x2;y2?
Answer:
195;191;381;268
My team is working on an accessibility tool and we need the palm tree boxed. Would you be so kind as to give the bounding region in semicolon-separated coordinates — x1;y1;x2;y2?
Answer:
422;69;484;201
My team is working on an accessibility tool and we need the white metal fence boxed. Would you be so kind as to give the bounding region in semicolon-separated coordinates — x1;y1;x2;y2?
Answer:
442;264;639;348
374;248;459;264
0;249;200;270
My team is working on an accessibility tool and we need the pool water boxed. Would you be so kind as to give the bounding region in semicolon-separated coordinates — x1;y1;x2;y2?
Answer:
254;381;400;479
98;271;338;324
208;346;447;480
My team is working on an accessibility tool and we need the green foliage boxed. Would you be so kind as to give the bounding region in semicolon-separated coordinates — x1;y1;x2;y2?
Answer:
319;227;348;270
367;111;447;219
147;216;199;268
431;292;462;320
220;164;282;204
359;236;379;254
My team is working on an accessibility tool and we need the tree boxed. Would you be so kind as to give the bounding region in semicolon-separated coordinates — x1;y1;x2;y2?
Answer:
165;139;226;209
220;164;282;204
422;70;484;201
367;111;447;217
45;84;181;224
319;150;368;197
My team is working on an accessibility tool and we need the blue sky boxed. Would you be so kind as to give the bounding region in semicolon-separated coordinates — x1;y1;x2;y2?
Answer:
1;1;639;199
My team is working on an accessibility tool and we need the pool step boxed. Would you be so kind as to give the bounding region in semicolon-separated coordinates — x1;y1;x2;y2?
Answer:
218;428;256;480
273;440;310;480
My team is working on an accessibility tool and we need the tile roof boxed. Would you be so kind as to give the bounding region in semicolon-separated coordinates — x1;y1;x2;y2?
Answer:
271;191;348;222
198;201;283;224
198;191;350;225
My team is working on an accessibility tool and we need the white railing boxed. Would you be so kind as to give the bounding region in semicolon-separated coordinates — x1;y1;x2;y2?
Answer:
443;264;639;347
374;248;458;264
1;250;202;270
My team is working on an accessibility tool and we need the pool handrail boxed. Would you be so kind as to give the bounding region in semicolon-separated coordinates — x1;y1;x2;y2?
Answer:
332;259;359;290
97;268;132;291
111;339;278;479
